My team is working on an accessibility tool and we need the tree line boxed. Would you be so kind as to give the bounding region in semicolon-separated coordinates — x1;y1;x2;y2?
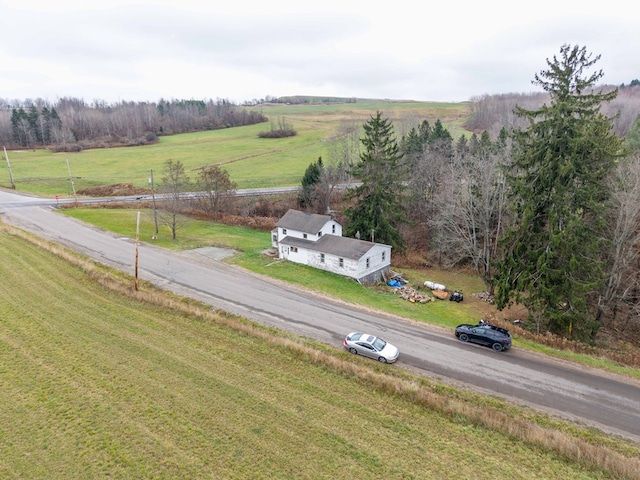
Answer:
300;45;640;344
0;97;267;151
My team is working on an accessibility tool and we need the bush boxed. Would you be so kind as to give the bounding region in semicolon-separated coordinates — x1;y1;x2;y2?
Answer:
257;129;297;138
51;143;83;153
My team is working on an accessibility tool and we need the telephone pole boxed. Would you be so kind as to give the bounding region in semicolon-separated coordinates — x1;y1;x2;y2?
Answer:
149;169;159;237
66;158;77;204
3;146;15;189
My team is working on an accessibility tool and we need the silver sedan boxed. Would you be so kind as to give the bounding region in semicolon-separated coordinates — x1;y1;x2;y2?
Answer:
343;332;399;363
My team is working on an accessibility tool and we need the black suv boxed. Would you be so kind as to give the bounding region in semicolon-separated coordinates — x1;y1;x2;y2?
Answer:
454;322;512;352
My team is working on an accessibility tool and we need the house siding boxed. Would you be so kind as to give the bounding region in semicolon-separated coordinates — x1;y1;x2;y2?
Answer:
273;209;391;285
308;252;359;278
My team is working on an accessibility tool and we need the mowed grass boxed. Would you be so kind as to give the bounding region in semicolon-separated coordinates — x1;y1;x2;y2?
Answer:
2;223;637;480
1;100;470;196
61;206;640;380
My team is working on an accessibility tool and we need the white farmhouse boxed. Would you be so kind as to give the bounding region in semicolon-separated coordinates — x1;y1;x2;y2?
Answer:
271;209;392;285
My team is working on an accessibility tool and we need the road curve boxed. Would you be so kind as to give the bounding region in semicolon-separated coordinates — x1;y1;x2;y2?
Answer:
2;190;640;442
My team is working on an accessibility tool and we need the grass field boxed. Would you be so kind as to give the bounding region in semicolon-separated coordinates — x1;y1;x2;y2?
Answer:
0;100;470;196
3;222;640;479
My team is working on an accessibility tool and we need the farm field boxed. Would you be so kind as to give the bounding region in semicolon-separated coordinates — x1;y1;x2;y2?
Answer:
2;223;639;479
0;100;470;196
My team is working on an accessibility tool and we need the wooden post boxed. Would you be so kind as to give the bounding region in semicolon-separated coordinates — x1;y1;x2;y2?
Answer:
135;211;140;291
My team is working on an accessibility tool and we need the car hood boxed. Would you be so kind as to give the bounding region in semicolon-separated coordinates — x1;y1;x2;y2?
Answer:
380;344;399;359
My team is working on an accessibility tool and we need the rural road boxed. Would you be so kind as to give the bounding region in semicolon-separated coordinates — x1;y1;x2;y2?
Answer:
2;189;640;443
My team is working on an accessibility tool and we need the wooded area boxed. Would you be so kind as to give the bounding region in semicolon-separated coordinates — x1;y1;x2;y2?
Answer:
297;47;640;345
0;97;267;151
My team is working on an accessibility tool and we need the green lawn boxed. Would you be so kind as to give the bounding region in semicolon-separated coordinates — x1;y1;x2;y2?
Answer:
2;222;637;479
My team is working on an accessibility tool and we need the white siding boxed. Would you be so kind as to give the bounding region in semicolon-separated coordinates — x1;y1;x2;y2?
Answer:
355;244;392;278
307;251;358;277
275;220;341;244
280;245;309;264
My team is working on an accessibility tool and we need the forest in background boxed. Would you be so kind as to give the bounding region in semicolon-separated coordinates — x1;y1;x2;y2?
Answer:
464;83;640;138
0;97;267;151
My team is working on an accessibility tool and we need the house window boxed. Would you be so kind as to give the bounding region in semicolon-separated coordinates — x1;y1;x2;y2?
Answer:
332;224;336;234
272;234;277;243
382;251;386;262
320;253;325;263
282;228;287;235
318;231;322;237
291;246;298;253
366;257;370;269
339;258;344;267
303;233;307;239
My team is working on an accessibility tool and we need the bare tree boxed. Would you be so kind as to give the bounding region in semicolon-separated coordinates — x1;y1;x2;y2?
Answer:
600;152;640;336
429;133;510;293
158;159;191;240
194;164;237;218
315;160;349;214
326;120;361;174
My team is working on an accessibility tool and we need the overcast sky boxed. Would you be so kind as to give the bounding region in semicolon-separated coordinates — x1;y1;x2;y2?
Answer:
1;0;637;104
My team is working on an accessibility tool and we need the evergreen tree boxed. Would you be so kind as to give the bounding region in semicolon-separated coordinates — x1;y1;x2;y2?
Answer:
454;134;469;158
299;157;323;209
27;105;42;144
494;45;623;340
11;108;29;146
428;119;453;160
418;119;431;145
624;114;640;153
344;111;407;250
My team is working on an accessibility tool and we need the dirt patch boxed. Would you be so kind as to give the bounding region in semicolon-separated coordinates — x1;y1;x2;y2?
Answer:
177;246;236;265
77;183;150;196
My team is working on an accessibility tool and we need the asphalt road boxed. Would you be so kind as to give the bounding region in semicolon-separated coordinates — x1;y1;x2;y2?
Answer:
2;189;640;443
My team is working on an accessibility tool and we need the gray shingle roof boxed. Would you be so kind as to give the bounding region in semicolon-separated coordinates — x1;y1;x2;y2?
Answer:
281;234;379;260
276;209;333;234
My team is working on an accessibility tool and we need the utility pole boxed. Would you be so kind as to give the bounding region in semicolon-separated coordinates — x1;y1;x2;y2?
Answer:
135;211;140;291
66;158;77;204
3;146;15;189
149;169;159;237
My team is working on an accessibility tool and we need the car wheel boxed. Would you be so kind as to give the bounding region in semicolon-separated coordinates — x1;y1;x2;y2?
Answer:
459;333;469;342
349;347;357;355
492;342;503;352
378;356;388;363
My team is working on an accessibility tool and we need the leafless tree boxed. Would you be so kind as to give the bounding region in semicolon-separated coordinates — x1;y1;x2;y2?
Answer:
466;86;640;138
428;136;510;293
600;152;640;336
326;120;361;174
158;159;191;240
314;161;350;214
194;164;237;218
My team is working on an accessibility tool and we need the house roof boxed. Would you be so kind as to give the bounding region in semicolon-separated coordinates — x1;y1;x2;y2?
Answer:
276;209;335;234
281;234;389;260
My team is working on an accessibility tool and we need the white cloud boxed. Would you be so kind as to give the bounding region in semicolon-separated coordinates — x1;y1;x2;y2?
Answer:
1;0;638;103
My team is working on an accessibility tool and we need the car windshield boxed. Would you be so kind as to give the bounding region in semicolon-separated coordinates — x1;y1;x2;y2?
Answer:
372;338;387;351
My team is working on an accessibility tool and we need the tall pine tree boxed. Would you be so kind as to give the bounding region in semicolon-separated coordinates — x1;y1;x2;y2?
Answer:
344;111;407;250
494;45;623;340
